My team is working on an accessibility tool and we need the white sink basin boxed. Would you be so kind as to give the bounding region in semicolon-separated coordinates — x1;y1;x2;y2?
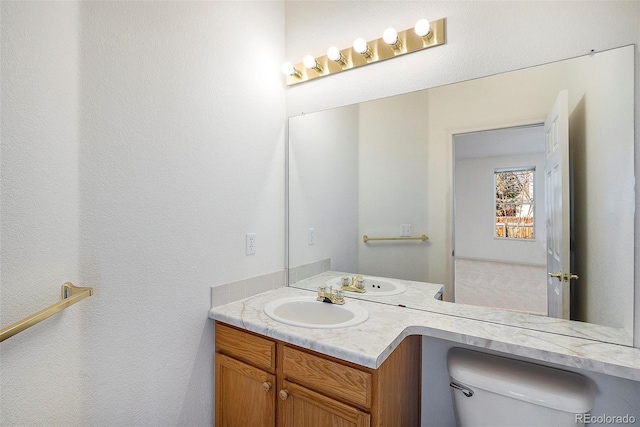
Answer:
264;296;369;329
326;276;406;296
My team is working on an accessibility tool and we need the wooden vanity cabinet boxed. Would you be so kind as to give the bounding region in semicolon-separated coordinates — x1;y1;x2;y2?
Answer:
215;322;421;427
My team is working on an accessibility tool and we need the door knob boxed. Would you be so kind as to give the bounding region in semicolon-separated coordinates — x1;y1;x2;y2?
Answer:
262;382;272;392
279;389;289;400
548;272;562;279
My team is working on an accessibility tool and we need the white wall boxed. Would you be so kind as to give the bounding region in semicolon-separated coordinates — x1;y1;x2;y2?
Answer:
1;2;84;423
358;91;430;281
1;2;285;425
288;105;359;276
568;46;635;328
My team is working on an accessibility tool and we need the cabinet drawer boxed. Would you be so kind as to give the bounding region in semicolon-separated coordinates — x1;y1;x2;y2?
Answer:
282;345;372;409
215;323;276;371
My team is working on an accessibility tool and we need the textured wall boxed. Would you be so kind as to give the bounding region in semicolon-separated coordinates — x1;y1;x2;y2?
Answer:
1;1;285;425
1;3;84;423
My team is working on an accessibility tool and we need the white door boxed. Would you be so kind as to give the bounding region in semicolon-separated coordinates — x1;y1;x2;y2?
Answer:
545;90;572;319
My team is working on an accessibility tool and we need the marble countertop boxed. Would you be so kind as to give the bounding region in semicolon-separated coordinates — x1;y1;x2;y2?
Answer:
209;286;640;382
291;271;633;346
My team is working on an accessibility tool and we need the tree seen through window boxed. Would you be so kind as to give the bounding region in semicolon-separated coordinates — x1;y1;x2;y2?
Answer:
495;168;534;239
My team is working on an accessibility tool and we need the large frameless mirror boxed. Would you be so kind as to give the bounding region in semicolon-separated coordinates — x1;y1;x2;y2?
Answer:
287;45;635;346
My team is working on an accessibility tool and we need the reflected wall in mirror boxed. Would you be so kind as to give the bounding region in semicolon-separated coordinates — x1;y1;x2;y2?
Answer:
287;45;634;345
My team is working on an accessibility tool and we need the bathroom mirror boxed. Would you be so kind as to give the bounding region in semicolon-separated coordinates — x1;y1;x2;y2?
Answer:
287;45;635;346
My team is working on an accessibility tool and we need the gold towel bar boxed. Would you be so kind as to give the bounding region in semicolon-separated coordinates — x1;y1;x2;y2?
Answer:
0;282;93;343
363;234;429;242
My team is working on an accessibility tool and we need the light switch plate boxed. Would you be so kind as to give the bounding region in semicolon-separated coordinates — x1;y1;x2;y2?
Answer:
246;233;256;255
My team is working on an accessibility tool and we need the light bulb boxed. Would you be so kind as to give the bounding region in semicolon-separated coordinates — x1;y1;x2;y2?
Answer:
281;62;301;79
303;54;323;72
353;38;368;54
382;28;398;45
414;19;431;38
353;37;373;59
327;46;348;67
303;55;317;69
281;62;295;76
383;27;402;51
327;46;341;61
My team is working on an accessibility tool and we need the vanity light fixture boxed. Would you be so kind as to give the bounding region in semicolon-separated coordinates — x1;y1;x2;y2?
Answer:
281;62;302;79
282;17;446;86
303;55;324;73
382;28;403;52
327;46;349;67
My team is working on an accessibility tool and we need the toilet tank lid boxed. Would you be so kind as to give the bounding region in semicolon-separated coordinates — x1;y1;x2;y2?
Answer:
447;348;595;413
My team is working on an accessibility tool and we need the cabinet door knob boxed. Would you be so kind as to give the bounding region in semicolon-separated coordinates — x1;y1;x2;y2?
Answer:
262;382;272;392
279;389;289;400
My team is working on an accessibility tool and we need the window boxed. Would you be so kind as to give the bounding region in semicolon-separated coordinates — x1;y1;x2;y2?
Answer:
495;168;534;239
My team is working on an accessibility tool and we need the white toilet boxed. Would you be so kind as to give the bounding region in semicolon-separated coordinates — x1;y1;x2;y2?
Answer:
447;348;595;427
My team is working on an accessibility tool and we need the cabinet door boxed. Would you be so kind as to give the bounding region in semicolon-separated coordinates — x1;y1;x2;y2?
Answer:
279;380;370;427
215;353;275;427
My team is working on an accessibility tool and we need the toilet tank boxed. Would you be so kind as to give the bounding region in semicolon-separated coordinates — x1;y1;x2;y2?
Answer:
447;348;595;427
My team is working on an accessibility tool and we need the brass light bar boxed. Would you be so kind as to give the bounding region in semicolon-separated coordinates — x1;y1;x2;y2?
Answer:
363;234;429;242
0;282;93;342
285;18;445;86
